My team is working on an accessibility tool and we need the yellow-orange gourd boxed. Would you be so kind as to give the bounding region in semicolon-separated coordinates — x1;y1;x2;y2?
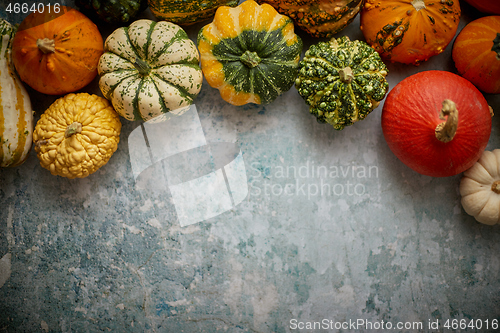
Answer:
33;93;121;179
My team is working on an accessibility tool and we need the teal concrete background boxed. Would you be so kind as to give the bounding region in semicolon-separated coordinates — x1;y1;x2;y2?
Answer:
1;1;500;332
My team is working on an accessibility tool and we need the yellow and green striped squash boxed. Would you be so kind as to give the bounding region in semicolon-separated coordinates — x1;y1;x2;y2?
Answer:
148;0;238;25
0;19;33;167
197;0;303;106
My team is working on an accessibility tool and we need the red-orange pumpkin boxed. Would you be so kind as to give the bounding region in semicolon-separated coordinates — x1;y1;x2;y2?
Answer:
452;15;500;94
381;70;492;178
463;0;500;14
11;6;103;95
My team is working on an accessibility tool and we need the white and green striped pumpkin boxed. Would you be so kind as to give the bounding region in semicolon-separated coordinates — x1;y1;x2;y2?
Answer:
0;19;33;167
97;19;203;121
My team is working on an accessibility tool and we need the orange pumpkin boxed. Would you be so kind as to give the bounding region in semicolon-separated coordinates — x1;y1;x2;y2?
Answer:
360;0;461;65
452;15;500;94
11;6;103;95
382;70;492;177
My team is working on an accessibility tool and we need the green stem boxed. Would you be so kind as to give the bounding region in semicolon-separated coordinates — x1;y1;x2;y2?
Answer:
133;57;151;76
240;50;261;68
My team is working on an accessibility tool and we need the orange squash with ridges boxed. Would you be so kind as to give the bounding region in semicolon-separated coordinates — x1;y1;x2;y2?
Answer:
360;0;461;65
452;15;500;94
11;6;103;95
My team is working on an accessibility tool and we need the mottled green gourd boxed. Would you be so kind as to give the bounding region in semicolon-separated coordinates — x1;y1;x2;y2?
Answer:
149;0;239;26
75;0;148;24
295;36;389;130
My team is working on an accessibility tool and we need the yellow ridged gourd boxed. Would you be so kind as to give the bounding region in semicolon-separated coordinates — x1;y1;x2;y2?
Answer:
33;93;121;179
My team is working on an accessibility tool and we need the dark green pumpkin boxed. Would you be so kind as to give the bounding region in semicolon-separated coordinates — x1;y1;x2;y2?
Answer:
295;36;389;130
197;0;303;106
148;0;238;25
75;0;148;24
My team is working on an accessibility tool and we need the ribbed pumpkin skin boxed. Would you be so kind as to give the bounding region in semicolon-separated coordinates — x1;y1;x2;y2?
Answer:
463;0;500;14
381;71;492;178
452;16;500;94
0;19;33;167
98;19;202;121
256;0;363;38
360;0;461;65
33;93;121;179
148;0;238;25
11;6;103;95
197;0;303;106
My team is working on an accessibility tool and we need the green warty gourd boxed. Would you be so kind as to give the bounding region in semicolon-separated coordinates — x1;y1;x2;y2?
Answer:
295;36;389;130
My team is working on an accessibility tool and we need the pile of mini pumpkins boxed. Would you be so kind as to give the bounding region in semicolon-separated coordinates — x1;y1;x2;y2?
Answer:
0;0;499;225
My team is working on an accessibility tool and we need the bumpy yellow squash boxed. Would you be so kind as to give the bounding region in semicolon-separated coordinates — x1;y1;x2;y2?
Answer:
33;93;121;179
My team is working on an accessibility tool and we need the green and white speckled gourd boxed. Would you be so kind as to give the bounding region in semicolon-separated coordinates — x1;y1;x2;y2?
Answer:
97;19;203;121
0;19;33;167
295;36;389;130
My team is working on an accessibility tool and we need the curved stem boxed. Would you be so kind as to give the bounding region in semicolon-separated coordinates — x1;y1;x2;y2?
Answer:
435;99;458;143
133;57;151;76
240;50;261;68
37;38;55;54
65;122;82;138
492;180;500;194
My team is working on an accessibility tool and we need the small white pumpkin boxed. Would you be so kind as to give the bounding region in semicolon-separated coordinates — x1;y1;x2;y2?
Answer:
460;149;500;225
97;19;203;121
0;19;33;167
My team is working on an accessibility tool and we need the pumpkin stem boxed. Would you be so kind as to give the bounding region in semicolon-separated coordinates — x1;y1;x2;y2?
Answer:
435;99;458;143
65;122;82;138
339;67;354;83
133;57;151;76
240;50;261;68
411;0;426;11
492;33;500;61
36;38;55;54
492;180;500;194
